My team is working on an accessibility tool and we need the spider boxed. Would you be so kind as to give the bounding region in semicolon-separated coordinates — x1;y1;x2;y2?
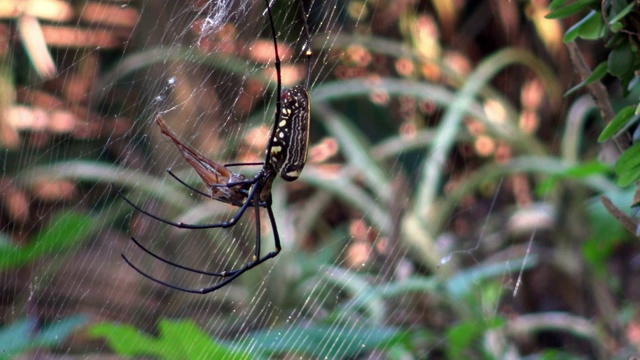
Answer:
118;0;312;294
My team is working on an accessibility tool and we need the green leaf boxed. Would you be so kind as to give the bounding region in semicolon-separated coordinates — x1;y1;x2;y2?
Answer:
609;1;636;24
546;0;596;19
446;317;504;359
565;60;608;96
536;161;611;195
599;105;638;142
608;42;635;77
90;323;167;358
0;211;95;269
585;189;631;273
89;320;250;360
611;21;625;32
244;324;406;358
615;142;640;186
159;320;245;359
549;0;571;11
446;321;485;358
27;212;95;259
563;10;605;42
0;315;89;357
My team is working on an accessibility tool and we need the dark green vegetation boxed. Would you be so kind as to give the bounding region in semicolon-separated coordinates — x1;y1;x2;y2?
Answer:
0;0;639;359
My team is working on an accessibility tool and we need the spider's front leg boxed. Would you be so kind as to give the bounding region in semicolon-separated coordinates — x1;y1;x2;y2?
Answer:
224;161;264;168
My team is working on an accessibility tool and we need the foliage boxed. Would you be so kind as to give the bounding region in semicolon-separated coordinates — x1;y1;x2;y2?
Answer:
0;315;89;359
548;0;640;185
0;211;95;269
90;319;406;359
90;320;251;360
232;324;406;359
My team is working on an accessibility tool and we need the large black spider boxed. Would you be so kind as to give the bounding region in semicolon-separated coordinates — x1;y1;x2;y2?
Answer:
118;0;312;294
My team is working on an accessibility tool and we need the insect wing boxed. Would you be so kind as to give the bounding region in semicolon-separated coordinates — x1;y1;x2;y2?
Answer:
155;116;248;206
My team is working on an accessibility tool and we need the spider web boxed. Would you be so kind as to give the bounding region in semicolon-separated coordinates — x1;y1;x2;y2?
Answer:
0;0;573;359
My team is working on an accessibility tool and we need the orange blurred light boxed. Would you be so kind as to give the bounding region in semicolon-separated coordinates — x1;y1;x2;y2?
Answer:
32;179;76;201
474;135;496;157
395;58;415;77
308;137;338;163
400;121;417;138
495;141;512;163
80;2;139;28
521;79;544;110
346;44;371;67
464;119;485;136
244;125;270;152
519;110;539;134
370;90;389;105
249;39;292;63
347;242;371;268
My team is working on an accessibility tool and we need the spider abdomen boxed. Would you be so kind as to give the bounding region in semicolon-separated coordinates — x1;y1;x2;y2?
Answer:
269;85;310;182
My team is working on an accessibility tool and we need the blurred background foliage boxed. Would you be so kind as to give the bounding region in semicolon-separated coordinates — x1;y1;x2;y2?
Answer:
0;0;639;359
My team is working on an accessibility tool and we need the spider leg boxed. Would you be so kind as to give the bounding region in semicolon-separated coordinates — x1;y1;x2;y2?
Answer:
167;169;256;207
266;204;282;252
262;0;282;168
125;236;233;277
166;169;210;199
194;203;282;294
114;178;260;230
121;253;247;294
225;162;264;168
252;193;261;262
121;201;282;294
299;1;312;89
165;162;262;200
210;177;258;188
